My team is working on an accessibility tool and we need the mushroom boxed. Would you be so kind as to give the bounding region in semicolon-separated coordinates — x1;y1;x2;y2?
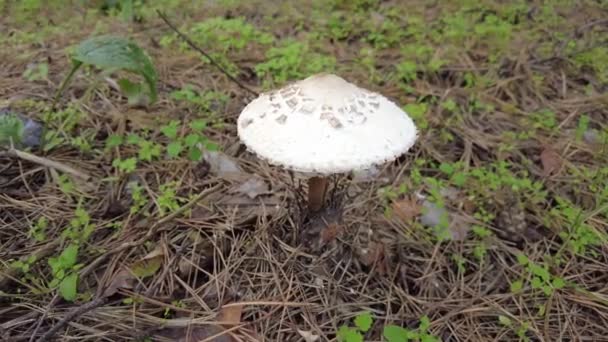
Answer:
237;73;417;212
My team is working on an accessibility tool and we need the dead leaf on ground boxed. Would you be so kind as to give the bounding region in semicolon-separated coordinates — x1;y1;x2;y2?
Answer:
217;303;244;327
362;241;389;275
540;147;562;177
391;198;422;222
103;245;165;297
203;151;243;178
298;329;320;342
231;176;269;199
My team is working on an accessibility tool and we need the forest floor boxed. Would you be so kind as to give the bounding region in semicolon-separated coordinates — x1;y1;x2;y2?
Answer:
1;1;608;341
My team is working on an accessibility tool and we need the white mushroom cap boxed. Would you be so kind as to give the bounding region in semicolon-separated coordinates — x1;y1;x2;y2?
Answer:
237;73;418;175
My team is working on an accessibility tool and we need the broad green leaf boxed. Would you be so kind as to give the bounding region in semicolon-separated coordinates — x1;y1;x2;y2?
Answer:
531;277;542;289
383;325;412;342
59;272;78;301
72;35;157;103
354;312;373;332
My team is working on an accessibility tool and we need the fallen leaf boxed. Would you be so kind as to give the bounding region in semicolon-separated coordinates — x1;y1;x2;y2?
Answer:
392;198;422;222
320;223;343;243
218;303;244;327
131;246;164;278
232;176;268;199
298;329;320;342
362;242;388;275
540;147;562;177
102;269;135;297
203;151;243;177
102;245;165;297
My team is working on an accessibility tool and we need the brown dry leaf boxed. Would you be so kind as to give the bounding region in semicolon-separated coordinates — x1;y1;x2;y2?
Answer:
362;242;388;275
540;147;562;176
102;269;135;297
102;245;165;297
320;223;343;243
391;198;422;222
218;303;244;327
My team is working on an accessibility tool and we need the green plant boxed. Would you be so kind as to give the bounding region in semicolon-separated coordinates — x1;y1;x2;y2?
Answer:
498;315;531;342
0;112;25;146
157;181;182;216
29;217;48;242
48;243;82;301
255;40;336;86
337;312;439;342
55;35;158;106
511;253;566;296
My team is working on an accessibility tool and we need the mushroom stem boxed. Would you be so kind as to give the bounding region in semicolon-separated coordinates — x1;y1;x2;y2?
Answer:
308;176;328;211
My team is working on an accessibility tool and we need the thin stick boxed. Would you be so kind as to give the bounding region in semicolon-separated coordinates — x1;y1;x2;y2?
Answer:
36;297;108;342
1;148;91;180
156;10;259;97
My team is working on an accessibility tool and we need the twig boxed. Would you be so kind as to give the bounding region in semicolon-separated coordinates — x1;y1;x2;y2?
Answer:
156;10;259;97
36;297;108;342
0;148;91;181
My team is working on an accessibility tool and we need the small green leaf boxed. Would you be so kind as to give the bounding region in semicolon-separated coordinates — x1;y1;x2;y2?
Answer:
354;312;373;332
126;133;141;145
59;272;78;301
166;141;183;158
188;146;202;161
498;315;512;327
531;277;542;289
160;120;180;139
337;326;363;342
105;134;123;149
516;253;529;266
189;119;207;132
383;325;411;342
552;277;565;289
439;163;454;175
184;133;200;147
59;244;79;269
419;316;430;331
510;280;523;293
